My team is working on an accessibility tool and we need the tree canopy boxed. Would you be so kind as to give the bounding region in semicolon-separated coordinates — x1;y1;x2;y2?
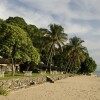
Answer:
0;23;40;75
79;55;97;74
6;16;27;29
0;16;97;75
43;24;67;73
63;36;88;73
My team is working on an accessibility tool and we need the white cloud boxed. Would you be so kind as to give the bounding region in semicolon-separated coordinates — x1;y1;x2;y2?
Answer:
67;0;100;20
18;0;100;20
84;40;100;51
92;29;100;36
1;0;100;28
83;39;100;65
65;24;91;35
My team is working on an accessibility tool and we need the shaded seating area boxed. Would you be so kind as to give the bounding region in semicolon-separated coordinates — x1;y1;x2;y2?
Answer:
0;58;11;71
37;62;48;74
38;62;58;74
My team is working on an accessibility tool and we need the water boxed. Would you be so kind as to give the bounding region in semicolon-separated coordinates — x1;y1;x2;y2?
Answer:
95;70;100;77
94;66;100;76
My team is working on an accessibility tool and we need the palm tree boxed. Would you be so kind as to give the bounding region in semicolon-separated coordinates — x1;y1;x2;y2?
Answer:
63;36;88;73
45;24;67;73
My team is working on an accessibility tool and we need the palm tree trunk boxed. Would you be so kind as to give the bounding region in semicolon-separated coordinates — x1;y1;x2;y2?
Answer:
11;58;15;76
66;58;71;73
69;59;74;73
50;51;53;74
47;47;53;74
49;50;53;74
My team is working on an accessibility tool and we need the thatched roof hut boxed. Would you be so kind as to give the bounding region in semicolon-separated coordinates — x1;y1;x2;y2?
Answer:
0;58;11;71
38;62;57;71
0;58;11;66
0;58;10;64
38;62;49;70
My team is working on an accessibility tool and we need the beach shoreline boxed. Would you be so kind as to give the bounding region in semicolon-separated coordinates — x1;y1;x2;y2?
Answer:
0;75;100;100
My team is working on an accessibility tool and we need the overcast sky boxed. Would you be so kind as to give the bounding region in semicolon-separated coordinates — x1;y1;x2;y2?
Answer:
0;0;100;69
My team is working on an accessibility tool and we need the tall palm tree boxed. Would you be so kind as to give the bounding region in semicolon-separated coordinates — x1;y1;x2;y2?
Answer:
63;36;88;73
45;24;67;73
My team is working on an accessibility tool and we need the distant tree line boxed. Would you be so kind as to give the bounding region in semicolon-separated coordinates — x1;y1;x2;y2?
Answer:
0;17;97;75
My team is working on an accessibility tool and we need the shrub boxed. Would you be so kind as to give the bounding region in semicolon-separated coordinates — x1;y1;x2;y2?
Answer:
79;56;97;74
0;88;8;96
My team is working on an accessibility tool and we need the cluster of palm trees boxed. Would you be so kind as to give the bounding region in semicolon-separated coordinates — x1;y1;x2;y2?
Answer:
40;24;87;73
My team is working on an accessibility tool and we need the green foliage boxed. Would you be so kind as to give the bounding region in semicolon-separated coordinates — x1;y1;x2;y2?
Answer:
6;17;44;50
0;19;4;25
0;23;40;75
25;25;44;50
0;23;40;63
0;16;97;74
44;24;67;72
79;56;97;73
63;36;88;73
0;88;8;96
6;16;27;29
5;17;45;57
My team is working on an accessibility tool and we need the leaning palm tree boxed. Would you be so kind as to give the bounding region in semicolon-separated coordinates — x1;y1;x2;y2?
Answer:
45;24;67;73
64;36;88;73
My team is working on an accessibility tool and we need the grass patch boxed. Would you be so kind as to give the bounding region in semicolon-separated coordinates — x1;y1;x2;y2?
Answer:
0;73;44;80
0;72;71;80
0;73;24;80
0;88;8;96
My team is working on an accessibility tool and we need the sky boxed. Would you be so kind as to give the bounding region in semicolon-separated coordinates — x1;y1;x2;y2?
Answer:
0;0;100;69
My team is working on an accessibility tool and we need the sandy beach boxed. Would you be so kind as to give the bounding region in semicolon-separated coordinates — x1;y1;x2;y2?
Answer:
0;75;100;100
